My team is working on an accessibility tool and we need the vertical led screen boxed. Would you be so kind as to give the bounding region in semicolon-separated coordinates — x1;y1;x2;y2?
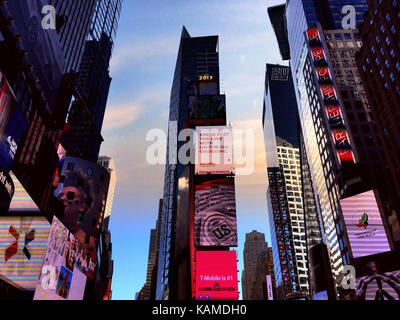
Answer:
305;25;356;165
0;217;51;290
195;126;233;175
194;175;237;247
6;0;65;112
54;157;110;265
195;251;238;300
340;190;391;259
34;217;93;300
0;72;28;172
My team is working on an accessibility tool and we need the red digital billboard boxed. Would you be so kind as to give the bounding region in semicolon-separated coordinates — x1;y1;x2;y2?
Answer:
195;251;238;300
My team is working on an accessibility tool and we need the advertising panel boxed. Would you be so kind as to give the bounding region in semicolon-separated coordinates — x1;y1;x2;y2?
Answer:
305;25;356;165
7;0;65;112
194;176;237;247
0;167;14;213
0;73;28;172
195;126;233;175
266;275;274;300
195;251;238;300
54;157;110;264
188;95;226;127
0;217;51;290
8;172;40;213
354;252;400;300
340;190;391;259
33;217;93;300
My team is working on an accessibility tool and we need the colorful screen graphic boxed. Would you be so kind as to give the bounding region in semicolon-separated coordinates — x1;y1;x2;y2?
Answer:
194;176;238;247
195;126;233;175
188;95;226;127
33;217;93;300
195;251;238;300
340;190;391;259
0;217;51;290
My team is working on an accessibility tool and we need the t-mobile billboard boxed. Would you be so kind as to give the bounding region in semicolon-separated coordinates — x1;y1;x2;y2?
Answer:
195;251;238;300
340;190;391;259
194;176;237;247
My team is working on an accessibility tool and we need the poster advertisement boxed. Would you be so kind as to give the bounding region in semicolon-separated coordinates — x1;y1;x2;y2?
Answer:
33;217;94;300
266;275;274;300
195;251;238;300
195;126;233;175
194;176;237;247
7;0;65;112
340;190;391;259
0;217;51;290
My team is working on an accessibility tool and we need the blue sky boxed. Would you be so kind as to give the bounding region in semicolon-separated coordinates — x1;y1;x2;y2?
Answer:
100;0;286;300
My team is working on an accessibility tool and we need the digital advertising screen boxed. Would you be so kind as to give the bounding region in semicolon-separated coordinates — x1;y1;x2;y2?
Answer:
6;0;65;112
0;217;51;290
195;251;238;300
0;72;28;172
194;175;237;247
340;190;391;259
188;95;226;127
54;157;110;265
195;126;233;175
33;217;94;300
0;167;14;213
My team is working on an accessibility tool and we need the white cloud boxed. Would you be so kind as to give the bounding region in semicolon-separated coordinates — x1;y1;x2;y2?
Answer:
103;102;142;130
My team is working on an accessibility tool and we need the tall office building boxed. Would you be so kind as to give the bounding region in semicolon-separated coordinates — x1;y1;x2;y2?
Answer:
98;156;117;227
156;27;221;300
242;231;268;300
356;0;400;238
263;64;316;298
250;247;276;300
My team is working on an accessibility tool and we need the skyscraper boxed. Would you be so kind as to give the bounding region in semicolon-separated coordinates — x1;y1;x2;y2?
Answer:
263;64;315;298
98;156;117;227
156;27;221;300
242;231;274;300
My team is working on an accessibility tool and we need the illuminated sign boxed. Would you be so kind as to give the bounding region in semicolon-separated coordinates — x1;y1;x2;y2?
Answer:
199;75;214;81
195;126;233;175
305;25;356;165
188;95;226;127
340;190;391;259
266;275;274;300
33;217;91;300
195;251;238;300
0;217;51;290
194;176;237;247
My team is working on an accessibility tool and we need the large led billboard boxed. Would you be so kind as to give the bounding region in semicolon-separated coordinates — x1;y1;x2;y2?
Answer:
188;95;226;127
340;190;391;259
54;157;110;264
195;251;238;300
6;0;65;112
0;217;51;290
195;126;233;175
194;176;237;247
0;72;28;172
34;217;94;300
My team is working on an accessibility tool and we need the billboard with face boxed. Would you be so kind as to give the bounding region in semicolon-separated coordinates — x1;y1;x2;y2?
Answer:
340;190;391;259
195;126;234;175
54;157;110;264
194;175;237;247
0;217;51;290
0;73;28;172
6;0;65;112
34;217;93;300
195;251;238;300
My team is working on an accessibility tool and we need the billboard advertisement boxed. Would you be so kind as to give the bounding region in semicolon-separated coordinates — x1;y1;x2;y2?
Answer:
6;0;65;112
354;252;400;300
0;72;28;172
194;176;237;247
8;172;40;213
195;126;233;175
0;217;51;290
188;95;226;127
340;190;391;259
54;157;110;262
33;217;94;300
195;251;238;300
266;275;274;300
